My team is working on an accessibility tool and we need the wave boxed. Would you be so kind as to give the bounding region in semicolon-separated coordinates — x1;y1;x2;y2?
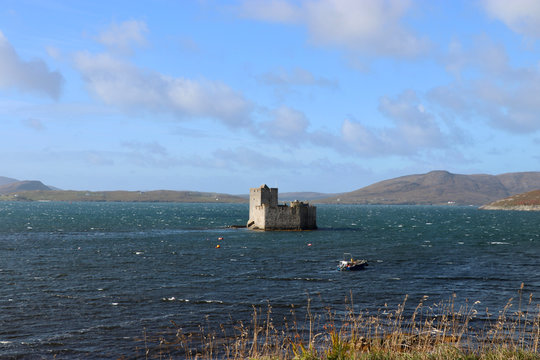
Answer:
160;297;225;305
256;276;332;282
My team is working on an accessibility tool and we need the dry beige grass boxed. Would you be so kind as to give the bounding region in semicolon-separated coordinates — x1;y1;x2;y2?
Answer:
138;285;540;359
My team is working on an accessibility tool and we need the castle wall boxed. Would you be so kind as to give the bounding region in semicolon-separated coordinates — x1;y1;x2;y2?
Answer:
298;204;317;229
247;185;317;231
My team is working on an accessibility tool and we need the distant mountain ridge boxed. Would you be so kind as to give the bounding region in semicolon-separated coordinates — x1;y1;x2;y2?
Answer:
237;191;337;202
316;170;540;206
0;189;246;203
0;180;52;194
3;171;540;205
0;176;19;186
278;192;338;202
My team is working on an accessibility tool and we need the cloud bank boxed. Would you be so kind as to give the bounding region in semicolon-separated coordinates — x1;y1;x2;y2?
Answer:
482;0;540;39
237;0;429;57
74;21;252;128
342;90;448;156
430;38;540;133
96;20;149;55
0;31;63;99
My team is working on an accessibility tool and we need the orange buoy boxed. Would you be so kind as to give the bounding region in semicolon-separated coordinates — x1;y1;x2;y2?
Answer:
216;244;221;248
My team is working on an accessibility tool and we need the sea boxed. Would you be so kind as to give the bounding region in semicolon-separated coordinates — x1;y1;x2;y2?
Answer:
0;201;539;358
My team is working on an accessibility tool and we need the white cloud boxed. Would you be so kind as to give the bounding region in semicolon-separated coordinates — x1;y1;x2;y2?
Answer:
430;39;540;133
481;0;540;39
342;90;448;156
237;0;429;57
237;0;299;23
0;30;63;99
260;106;309;140
96;20;148;55
74;52;252;127
213;146;292;169
258;67;338;88
341;119;384;155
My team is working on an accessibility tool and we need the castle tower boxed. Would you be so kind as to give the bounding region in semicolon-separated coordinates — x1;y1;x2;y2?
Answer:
248;185;277;227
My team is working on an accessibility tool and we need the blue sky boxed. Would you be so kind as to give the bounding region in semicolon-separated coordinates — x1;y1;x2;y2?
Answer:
1;0;540;194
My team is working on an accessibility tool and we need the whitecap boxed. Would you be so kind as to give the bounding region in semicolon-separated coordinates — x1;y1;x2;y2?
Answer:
490;241;510;245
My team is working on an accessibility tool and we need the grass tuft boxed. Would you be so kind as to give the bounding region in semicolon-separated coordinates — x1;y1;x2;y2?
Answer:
138;288;540;359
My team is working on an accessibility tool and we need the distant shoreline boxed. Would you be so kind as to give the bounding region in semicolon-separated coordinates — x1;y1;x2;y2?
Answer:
0;190;247;203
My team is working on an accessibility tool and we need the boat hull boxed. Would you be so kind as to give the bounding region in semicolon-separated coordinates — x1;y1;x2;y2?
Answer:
337;260;368;271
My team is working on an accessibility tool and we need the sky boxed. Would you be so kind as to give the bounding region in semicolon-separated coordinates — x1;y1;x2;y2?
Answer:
1;0;540;194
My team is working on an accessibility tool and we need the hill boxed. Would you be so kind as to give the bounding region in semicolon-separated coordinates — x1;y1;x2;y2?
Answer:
0;189;246;203
0;180;52;194
316;170;540;206
480;189;540;210
0;176;19;186
3;171;540;205
237;191;336;202
278;192;338;202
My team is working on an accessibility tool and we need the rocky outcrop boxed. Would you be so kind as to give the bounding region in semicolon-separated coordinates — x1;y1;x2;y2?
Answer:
479;189;540;211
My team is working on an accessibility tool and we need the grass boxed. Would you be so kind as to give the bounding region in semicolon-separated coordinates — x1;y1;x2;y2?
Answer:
137;285;540;359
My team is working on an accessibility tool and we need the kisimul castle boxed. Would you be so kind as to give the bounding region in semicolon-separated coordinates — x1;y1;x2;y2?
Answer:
247;184;317;230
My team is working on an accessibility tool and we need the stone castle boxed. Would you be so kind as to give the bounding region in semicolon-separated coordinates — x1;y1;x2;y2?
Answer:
247;184;317;230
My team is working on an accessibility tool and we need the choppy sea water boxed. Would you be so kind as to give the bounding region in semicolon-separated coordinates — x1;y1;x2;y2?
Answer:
0;202;539;358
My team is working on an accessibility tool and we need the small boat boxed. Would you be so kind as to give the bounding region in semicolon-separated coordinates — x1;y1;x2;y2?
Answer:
338;253;368;271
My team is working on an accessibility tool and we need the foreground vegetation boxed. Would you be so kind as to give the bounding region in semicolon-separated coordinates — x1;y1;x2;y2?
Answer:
137;286;540;359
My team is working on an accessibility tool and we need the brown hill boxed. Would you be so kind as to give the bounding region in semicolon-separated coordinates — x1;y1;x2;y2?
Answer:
316;170;540;206
0;189;246;203
0;180;51;194
480;189;540;210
